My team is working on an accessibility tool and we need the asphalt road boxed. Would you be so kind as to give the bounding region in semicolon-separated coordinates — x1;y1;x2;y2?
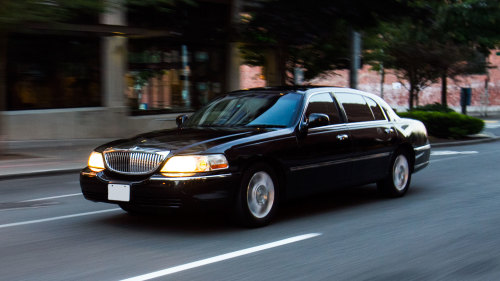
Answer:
1;141;500;281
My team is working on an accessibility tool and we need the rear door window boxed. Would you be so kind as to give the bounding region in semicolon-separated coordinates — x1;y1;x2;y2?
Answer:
335;93;374;123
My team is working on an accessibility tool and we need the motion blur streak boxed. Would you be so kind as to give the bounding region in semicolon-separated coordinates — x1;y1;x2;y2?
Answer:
121;233;322;281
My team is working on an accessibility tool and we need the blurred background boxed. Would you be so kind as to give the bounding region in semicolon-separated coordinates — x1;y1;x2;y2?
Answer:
1;0;500;151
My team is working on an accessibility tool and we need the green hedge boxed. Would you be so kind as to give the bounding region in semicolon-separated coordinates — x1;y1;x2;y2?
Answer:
413;103;454;113
398;111;485;138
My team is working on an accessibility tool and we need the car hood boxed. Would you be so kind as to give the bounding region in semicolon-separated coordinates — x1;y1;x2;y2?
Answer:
96;127;280;155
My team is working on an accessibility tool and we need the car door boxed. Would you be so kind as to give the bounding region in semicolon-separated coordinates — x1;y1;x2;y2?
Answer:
287;92;352;197
333;92;396;185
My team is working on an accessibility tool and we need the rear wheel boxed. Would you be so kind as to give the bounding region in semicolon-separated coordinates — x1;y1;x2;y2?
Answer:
234;163;279;227
377;151;412;197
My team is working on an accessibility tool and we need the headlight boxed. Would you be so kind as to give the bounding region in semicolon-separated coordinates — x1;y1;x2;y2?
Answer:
160;154;228;176
88;151;105;172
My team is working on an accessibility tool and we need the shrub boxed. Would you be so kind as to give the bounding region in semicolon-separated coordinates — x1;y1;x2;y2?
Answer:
412;103;454;113
398;111;484;138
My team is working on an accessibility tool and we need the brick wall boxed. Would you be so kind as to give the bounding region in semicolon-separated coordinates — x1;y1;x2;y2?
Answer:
240;51;500;113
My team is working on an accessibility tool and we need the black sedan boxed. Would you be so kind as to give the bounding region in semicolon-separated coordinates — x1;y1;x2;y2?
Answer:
80;86;430;227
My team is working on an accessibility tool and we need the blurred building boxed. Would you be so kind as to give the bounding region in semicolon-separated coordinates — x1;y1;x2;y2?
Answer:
1;0;245;141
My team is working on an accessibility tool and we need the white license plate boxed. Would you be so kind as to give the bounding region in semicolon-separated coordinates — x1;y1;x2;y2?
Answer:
108;184;130;202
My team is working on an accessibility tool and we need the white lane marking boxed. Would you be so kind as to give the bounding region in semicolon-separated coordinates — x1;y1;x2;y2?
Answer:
121;233;322;281
21;193;82;202
0;208;121;229
431;151;478;156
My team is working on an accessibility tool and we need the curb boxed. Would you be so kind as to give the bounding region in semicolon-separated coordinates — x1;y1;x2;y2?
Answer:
0;168;81;180
430;136;500;148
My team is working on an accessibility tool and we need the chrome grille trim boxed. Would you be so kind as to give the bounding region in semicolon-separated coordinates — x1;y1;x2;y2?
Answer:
103;150;168;175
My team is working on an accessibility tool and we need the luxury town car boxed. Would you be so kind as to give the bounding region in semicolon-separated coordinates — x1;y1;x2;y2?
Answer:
80;86;430;226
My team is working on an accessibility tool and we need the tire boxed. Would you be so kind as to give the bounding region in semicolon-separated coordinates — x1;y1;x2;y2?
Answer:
234;163;279;227
377;151;412;197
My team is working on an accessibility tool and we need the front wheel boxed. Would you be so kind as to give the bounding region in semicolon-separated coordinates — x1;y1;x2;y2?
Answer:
377;152;412;197
234;163;279;227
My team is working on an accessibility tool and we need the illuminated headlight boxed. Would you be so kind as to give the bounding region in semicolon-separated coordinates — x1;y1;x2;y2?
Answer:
161;154;229;176
88;151;105;172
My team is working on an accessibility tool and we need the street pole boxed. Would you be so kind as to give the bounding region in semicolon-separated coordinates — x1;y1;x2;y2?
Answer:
349;30;361;89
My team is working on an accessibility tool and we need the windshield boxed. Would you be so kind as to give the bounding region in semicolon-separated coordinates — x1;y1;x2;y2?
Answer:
184;92;303;128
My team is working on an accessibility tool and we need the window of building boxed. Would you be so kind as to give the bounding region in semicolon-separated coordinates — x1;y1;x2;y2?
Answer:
127;41;226;115
6;34;101;110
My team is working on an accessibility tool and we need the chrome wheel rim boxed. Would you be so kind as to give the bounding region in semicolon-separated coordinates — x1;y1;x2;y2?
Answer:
393;154;409;191
247;171;275;219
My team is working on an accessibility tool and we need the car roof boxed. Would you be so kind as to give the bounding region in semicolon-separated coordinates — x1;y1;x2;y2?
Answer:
231;86;343;95
231;86;377;97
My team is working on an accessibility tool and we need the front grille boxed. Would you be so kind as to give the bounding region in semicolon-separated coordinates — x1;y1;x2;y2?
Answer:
104;151;167;175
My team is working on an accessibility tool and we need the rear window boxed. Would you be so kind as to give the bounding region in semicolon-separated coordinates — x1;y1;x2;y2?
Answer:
365;97;386;120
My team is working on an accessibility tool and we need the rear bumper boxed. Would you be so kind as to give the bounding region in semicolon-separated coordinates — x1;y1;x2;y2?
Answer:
80;168;240;209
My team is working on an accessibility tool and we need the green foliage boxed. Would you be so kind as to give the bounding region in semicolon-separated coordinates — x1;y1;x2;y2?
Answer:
365;1;500;108
126;0;195;13
398;111;484;138
0;0;104;27
239;0;422;82
412;103;454;113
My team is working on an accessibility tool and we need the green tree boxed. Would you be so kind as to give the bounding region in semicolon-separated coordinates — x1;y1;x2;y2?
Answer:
239;0;421;85
365;0;500;109
433;0;500;106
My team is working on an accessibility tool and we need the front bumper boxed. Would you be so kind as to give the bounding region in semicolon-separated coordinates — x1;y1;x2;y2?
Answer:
80;168;240;209
414;143;431;173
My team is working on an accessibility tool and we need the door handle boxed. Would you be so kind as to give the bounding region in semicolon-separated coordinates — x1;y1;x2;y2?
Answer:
336;134;349;141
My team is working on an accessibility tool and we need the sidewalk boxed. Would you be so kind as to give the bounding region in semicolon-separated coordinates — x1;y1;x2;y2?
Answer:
1;123;500;180
0;139;111;179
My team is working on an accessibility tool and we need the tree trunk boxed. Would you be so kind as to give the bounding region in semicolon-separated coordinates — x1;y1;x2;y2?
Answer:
441;72;447;107
380;67;385;99
349;30;361;89
0;31;7;156
409;83;415;110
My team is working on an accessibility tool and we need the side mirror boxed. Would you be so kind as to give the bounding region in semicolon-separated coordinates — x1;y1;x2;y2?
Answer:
176;114;189;128
308;113;330;128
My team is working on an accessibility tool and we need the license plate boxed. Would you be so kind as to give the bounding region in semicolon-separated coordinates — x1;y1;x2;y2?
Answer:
108;184;130;202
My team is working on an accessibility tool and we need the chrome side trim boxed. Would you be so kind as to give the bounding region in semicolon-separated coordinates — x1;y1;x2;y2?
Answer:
415;144;431;151
415;161;430;170
150;173;233;181
290;152;391;172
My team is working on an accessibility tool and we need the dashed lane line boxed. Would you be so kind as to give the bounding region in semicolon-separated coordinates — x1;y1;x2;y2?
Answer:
0;208;121;229
120;233;322;281
21;193;82;202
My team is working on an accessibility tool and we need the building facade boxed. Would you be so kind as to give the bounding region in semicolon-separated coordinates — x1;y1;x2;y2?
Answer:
1;0;242;143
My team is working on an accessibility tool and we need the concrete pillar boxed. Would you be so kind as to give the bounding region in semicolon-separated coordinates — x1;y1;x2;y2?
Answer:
102;37;127;108
100;0;127;108
227;42;242;91
226;0;242;91
99;0;128;137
